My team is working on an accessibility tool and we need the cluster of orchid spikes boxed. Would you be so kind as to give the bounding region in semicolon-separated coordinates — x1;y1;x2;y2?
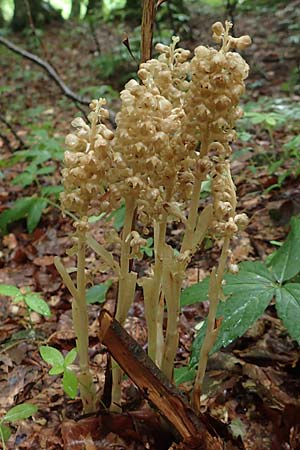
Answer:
55;21;251;414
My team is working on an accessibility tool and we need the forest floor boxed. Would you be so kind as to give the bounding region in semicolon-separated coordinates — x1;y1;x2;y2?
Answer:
1;1;300;449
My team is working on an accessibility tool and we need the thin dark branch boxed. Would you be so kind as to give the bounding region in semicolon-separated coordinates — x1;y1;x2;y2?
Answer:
0;36;90;105
0;36;116;127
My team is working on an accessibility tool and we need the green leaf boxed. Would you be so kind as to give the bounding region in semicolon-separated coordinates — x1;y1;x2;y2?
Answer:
275;283;300;343
107;203;125;231
25;293;51;317
40;346;64;367
36;166;56;175
64;348;77;366
174;366;196;385
86;280;112;304
12;172;35;188
190;262;276;367
27;198;47;233
268;217;300;283
0;423;11;442
63;369;78;399
49;365;64;375
180;276;210;307
0;197;36;235
40;185;63;197
3;403;38;423
0;285;20;297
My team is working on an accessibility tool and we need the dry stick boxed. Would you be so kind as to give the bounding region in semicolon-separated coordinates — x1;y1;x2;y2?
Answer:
99;309;224;450
0;37;89;105
0;36;116;126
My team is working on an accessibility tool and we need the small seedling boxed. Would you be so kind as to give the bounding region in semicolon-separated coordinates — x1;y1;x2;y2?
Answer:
39;346;78;399
0;285;51;319
0;403;38;450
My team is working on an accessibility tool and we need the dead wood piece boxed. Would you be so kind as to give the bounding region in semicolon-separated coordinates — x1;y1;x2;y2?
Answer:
98;309;224;449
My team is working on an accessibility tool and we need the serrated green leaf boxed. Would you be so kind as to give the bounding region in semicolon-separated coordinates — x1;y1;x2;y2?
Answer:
180;276;210;307
0;197;36;235
40;346;64;367
3;403;38;423
0;285;20;297
190;262;275;367
0;423;11;442
268;217;300;283
27;198;47;233
174;366;196;385
64;348;77;366
63;369;78;399
25;293;51;317
49;365;64;375
275;283;300;343
86;281;112;304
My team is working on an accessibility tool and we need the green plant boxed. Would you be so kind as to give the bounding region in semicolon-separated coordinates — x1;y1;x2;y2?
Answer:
180;216;300;383
39;346;78;399
0;126;64;234
0;285;51;319
0;403;38;450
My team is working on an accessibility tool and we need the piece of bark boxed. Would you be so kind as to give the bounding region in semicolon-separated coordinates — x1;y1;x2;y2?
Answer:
98;309;224;449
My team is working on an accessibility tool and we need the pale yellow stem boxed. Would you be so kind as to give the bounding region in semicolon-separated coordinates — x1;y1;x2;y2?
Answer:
192;234;230;412
74;229;96;413
111;196;136;411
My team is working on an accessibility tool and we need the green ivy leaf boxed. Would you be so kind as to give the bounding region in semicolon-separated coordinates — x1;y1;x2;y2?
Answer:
27;198;47;233
275;283;300;343
63;369;78;399
3;403;38;423
0;423;11;442
268;217;300;283
25;293;51;317
86;281;112;304
40;346;64;367
190;262;276;367
64;348;77;366
0;285;20;297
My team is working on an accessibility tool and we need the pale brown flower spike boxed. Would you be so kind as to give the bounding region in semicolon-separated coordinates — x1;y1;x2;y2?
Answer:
57;22;251;413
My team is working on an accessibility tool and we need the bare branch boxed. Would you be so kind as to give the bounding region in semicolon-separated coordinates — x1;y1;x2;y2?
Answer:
0;36;116;127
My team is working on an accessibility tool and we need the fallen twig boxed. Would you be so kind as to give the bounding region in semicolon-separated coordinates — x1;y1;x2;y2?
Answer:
98;309;224;449
0;36;116;127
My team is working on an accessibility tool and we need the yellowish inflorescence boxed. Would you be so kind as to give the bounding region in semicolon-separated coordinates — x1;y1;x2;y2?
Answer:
59;21;251;411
